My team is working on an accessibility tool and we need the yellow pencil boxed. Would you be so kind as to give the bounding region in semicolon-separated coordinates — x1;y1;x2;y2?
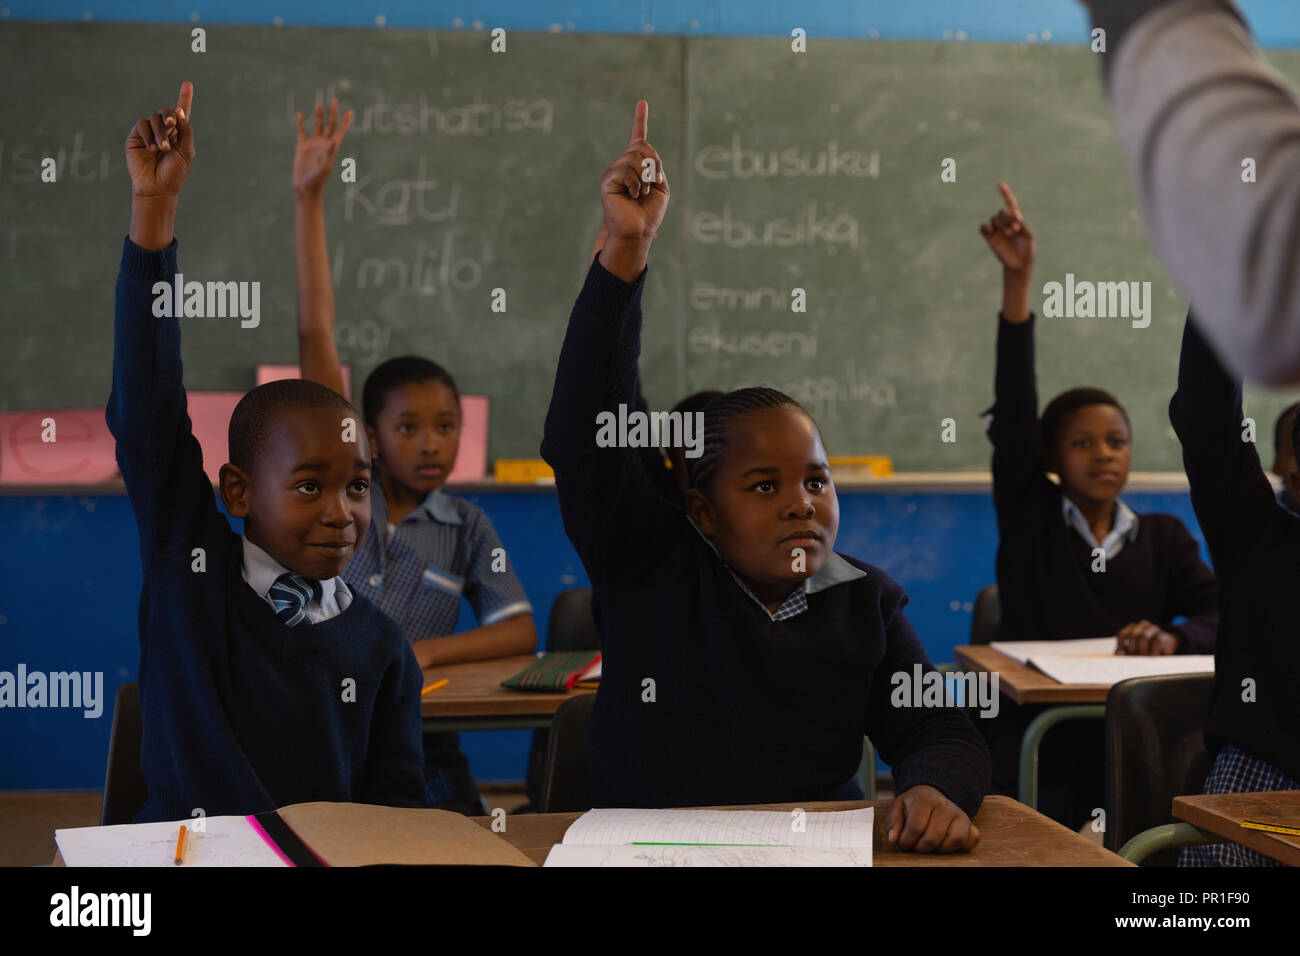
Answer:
174;824;187;864
1241;819;1300;836
421;678;450;696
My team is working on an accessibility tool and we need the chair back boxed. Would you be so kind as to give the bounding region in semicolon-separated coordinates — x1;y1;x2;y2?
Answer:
969;585;1001;645
540;693;598;814
1105;672;1215;864
101;681;148;826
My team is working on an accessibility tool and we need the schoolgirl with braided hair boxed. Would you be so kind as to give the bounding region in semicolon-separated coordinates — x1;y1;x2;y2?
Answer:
542;102;990;852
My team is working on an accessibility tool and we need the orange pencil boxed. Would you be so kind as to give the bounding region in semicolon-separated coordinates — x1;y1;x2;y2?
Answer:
174;824;187;864
421;678;450;696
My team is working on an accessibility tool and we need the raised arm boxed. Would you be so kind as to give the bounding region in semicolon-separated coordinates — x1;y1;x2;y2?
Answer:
1089;0;1300;384
540;101;681;588
979;183;1043;530
293;100;353;397
1168;312;1279;572
105;82;217;559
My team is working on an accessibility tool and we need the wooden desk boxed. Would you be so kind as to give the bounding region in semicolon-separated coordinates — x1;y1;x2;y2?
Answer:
1173;791;1300;866
469;795;1131;866
54;796;1127;867
953;645;1108;706
419;655;593;732
953;645;1108;810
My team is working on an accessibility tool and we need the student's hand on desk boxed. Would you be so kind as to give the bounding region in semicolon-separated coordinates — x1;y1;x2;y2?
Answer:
1116;620;1181;655
885;785;980;853
294;98;354;197
125;81;196;199
597;99;669;282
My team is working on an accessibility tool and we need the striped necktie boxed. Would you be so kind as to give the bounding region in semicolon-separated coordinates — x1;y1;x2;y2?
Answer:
270;572;324;628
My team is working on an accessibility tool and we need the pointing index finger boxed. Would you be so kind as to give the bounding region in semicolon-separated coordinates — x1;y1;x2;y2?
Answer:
628;99;648;147
998;181;1021;220
175;81;194;121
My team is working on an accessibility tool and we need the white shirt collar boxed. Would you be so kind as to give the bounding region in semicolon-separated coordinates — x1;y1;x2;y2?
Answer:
240;535;350;616
687;515;868;602
1061;496;1139;559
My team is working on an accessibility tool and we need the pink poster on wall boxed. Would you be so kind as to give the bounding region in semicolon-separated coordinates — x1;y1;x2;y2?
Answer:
447;394;489;484
0;409;120;484
257;364;353;400
0;394;241;487
0;385;487;486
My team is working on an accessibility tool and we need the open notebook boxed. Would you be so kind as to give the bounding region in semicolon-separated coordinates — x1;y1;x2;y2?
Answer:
56;802;535;867
990;637;1215;686
543;807;874;867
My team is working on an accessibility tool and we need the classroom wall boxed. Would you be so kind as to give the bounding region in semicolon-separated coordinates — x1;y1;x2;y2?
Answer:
3;0;1299;47
4;0;1294;790
0;486;1213;789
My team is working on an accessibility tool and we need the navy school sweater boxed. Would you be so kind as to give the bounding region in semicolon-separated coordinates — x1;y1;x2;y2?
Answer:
989;315;1219;650
105;238;426;823
540;259;990;815
1170;316;1300;783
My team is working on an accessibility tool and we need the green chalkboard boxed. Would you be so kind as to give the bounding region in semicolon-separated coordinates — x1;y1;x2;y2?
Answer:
0;22;684;466
3;24;1298;470
670;37;1300;470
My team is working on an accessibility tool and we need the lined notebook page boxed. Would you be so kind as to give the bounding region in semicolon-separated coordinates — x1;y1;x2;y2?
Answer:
1026;653;1215;686
561;808;873;848
990;637;1117;664
56;816;286;867
545;844;870;867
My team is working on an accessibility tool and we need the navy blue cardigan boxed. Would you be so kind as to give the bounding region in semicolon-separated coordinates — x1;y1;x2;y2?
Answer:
105;237;426;822
989;315;1219;651
541;259;989;814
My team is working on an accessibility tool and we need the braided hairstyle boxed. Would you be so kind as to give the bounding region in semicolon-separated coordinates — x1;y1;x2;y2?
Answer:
685;387;815;494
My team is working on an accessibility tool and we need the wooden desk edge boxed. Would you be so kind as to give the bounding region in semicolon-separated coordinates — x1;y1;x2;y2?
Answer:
1172;795;1300;866
953;645;1110;704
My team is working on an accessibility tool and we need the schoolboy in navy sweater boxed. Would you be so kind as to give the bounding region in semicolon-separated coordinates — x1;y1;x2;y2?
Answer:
542;103;988;852
977;183;1218;827
984;184;1218;652
1171;314;1300;865
106;84;425;823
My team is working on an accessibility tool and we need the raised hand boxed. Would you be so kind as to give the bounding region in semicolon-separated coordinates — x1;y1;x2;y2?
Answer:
125;81;196;199
294;99;354;196
979;181;1036;276
597;100;669;282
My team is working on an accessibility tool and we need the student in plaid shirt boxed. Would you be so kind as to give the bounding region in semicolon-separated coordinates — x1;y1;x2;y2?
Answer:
290;101;537;812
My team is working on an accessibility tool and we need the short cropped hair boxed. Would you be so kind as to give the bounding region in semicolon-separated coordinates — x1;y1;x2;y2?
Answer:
228;379;360;475
362;356;461;428
685;387;815;494
1040;387;1131;449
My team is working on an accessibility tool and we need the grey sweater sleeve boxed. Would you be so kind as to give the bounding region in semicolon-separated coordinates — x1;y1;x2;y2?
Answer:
1102;0;1300;384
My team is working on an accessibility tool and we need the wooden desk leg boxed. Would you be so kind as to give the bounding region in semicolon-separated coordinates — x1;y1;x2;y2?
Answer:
1018;704;1106;810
